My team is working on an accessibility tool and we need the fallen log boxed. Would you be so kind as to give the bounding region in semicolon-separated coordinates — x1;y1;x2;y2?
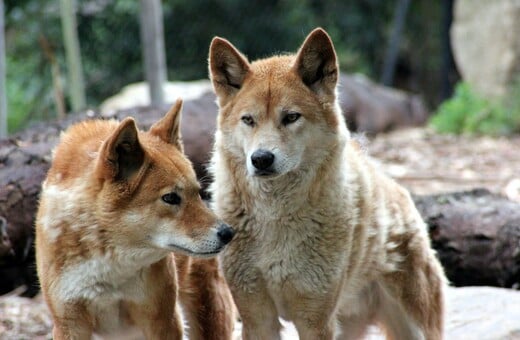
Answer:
413;189;520;288
2;80;518;295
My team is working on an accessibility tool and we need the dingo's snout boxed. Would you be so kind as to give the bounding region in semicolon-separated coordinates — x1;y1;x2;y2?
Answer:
217;223;235;245
251;149;275;171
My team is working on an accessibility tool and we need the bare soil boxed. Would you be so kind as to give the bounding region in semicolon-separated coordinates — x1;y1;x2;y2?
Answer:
366;128;520;201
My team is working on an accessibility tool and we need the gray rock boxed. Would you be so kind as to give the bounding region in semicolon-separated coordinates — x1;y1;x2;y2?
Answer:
251;287;520;339
1;287;519;338
451;0;520;98
445;286;520;340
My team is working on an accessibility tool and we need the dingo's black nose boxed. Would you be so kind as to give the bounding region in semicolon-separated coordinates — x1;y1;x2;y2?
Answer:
217;224;235;245
251;149;275;170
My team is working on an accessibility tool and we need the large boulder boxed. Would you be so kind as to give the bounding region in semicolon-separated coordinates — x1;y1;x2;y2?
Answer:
99;80;214;116
100;76;429;136
451;0;520;98
339;74;428;134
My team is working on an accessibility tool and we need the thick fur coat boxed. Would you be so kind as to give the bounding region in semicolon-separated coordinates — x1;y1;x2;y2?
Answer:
36;100;235;340
208;28;446;340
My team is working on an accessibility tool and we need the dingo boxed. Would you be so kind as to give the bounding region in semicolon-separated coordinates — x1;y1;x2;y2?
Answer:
35;100;235;339
208;28;446;339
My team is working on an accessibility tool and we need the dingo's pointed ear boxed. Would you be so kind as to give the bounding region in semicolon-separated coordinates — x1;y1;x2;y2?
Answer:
97;118;145;181
209;37;250;106
149;98;184;151
293;28;338;97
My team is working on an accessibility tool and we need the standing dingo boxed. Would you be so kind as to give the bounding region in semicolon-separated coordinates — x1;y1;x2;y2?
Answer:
208;28;446;339
36;100;235;339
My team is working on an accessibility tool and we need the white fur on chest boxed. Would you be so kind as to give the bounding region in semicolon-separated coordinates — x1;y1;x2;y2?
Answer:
54;249;166;334
56;249;166;304
56;250;165;301
246;206;348;289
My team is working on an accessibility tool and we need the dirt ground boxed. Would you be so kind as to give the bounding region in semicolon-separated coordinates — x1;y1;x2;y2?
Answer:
1;127;519;339
366;127;520;201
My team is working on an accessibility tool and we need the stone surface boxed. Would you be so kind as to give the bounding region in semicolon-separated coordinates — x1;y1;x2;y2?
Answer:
444;287;520;340
451;0;520;98
1;282;519;338
251;287;520;339
100;76;429;135
99;80;214;116
339;74;428;134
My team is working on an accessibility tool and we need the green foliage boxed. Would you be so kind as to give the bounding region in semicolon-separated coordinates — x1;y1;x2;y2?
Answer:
4;0;447;133
430;82;520;135
77;1;142;103
5;0;61;132
6;55;36;132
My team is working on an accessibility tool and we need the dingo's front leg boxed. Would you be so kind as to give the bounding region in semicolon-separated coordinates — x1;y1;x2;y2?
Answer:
233;288;282;340
48;301;93;340
176;256;236;340
126;258;184;340
126;290;183;340
290;296;337;340
52;322;92;340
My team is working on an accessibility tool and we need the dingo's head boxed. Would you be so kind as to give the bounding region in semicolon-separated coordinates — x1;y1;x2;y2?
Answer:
209;28;346;180
41;99;234;258
96;100;234;257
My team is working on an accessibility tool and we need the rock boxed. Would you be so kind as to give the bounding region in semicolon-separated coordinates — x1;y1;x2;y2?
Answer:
339;74;428;134
445;286;520;339
451;0;520;98
100;76;429;136
505;178;520;203
3;287;518;339
97;77;429;185
249;287;520;339
99;80;214;117
0;295;52;339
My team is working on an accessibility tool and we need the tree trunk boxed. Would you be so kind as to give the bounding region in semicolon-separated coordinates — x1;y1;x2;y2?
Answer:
139;0;167;106
2;120;519;294
0;0;7;138
39;34;67;120
380;0;411;86
59;0;86;112
440;0;457;100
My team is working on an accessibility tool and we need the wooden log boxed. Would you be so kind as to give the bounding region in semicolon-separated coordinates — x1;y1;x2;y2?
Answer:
413;189;520;288
3;127;519;295
9;80;514;296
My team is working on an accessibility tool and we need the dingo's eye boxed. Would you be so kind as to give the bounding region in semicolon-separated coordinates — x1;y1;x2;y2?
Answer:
162;192;181;205
282;112;301;125
241;115;255;127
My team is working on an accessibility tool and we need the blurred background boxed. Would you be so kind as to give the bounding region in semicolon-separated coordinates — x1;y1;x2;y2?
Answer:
3;0;520;136
1;1;520;338
2;0;460;133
